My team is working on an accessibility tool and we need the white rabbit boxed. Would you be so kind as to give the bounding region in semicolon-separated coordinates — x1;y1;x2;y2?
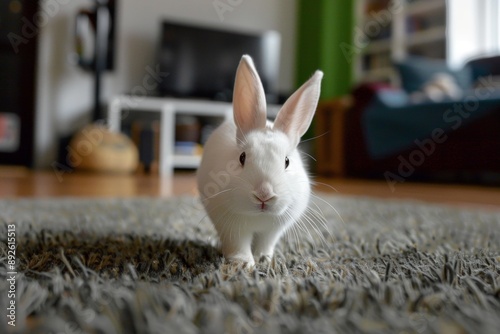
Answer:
197;55;323;266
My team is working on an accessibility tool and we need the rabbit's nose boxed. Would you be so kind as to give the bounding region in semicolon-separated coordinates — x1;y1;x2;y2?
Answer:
253;182;276;203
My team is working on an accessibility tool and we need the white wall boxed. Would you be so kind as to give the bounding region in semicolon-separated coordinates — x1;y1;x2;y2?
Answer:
35;0;297;168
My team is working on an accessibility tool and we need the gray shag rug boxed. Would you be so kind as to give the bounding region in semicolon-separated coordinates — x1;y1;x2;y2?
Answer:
0;195;499;334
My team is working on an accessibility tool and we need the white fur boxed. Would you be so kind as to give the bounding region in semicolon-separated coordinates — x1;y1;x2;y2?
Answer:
197;55;323;266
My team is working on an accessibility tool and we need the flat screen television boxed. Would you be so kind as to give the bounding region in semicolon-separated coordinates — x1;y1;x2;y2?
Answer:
157;21;281;103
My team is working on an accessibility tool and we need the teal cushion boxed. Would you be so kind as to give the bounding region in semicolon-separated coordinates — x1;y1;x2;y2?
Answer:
395;56;473;93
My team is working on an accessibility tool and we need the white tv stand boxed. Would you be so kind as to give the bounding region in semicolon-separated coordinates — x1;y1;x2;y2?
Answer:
108;95;281;177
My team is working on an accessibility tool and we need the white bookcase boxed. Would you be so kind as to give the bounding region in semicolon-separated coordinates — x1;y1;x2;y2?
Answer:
355;0;448;85
108;96;281;177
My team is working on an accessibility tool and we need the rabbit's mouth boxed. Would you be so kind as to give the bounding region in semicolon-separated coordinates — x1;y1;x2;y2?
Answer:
254;201;288;216
259;202;268;212
252;202;271;214
251;194;279;214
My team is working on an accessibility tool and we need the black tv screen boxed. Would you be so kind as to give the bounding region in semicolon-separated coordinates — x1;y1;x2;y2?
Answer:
157;21;281;102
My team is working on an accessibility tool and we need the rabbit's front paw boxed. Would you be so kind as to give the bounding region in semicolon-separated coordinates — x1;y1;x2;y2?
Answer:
226;253;255;267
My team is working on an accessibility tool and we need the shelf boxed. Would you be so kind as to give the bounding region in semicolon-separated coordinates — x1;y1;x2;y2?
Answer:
361;14;393;27
115;96;233;116
364;38;392;54
109;96;282;176
363;67;395;80
355;0;447;86
173;154;201;168
406;0;446;16
406;26;446;47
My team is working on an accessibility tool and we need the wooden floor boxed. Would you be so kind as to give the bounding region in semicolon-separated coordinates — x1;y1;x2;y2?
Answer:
1;167;499;211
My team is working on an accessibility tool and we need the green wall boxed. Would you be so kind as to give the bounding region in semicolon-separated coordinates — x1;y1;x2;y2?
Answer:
296;0;355;99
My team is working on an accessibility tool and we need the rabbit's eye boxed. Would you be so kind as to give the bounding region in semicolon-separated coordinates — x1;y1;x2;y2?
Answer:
239;152;246;166
285;156;289;169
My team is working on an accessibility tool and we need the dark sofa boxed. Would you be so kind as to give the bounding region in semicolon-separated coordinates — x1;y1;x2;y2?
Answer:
343;55;500;185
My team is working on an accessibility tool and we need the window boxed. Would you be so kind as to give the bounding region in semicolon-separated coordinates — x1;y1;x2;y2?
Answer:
448;0;500;67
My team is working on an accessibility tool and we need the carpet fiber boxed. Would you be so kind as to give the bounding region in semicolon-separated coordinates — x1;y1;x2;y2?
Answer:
0;195;499;333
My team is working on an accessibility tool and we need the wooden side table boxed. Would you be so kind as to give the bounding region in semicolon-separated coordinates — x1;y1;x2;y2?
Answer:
315;96;353;177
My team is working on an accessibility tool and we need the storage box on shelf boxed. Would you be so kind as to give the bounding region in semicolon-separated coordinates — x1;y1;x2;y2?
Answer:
108;96;281;177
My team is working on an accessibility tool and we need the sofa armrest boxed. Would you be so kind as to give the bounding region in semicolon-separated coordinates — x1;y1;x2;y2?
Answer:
466;55;500;81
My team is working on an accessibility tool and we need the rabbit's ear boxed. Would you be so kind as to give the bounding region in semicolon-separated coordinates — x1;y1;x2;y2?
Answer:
273;71;323;148
233;55;267;139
